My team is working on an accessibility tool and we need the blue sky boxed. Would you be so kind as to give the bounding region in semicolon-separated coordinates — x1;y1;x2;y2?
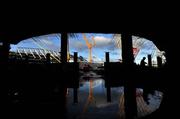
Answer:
10;34;61;52
69;33;121;62
10;33;164;64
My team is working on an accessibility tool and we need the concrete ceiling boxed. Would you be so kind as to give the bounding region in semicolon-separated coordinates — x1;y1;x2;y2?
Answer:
0;20;171;52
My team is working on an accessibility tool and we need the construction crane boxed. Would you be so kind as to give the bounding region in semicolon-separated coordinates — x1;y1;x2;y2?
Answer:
82;33;96;113
82;33;96;63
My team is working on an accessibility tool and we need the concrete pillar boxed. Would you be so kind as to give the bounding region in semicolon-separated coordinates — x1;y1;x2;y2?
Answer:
74;52;78;63
105;52;111;102
148;54;152;67
105;52;109;63
46;53;51;64
121;33;137;119
61;33;68;106
61;33;68;63
0;41;10;66
157;56;162;68
121;33;134;65
73;52;78;103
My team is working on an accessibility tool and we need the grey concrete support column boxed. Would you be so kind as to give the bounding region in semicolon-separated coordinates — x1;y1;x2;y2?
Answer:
148;54;152;67
73;52;78;103
105;52;111;102
121;33;137;119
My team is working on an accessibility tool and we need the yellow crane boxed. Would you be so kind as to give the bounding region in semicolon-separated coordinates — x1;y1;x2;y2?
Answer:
81;33;96;114
82;33;96;63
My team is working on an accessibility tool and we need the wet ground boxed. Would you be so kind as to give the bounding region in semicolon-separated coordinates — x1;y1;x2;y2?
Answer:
66;71;163;119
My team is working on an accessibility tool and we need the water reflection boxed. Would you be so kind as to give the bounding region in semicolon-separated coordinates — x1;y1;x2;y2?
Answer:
66;71;163;119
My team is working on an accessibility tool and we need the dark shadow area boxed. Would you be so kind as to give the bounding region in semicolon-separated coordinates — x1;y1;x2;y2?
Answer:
6;63;67;118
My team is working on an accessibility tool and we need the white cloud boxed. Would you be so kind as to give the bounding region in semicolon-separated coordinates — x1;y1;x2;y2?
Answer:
94;36;113;47
70;41;87;51
69;35;114;51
